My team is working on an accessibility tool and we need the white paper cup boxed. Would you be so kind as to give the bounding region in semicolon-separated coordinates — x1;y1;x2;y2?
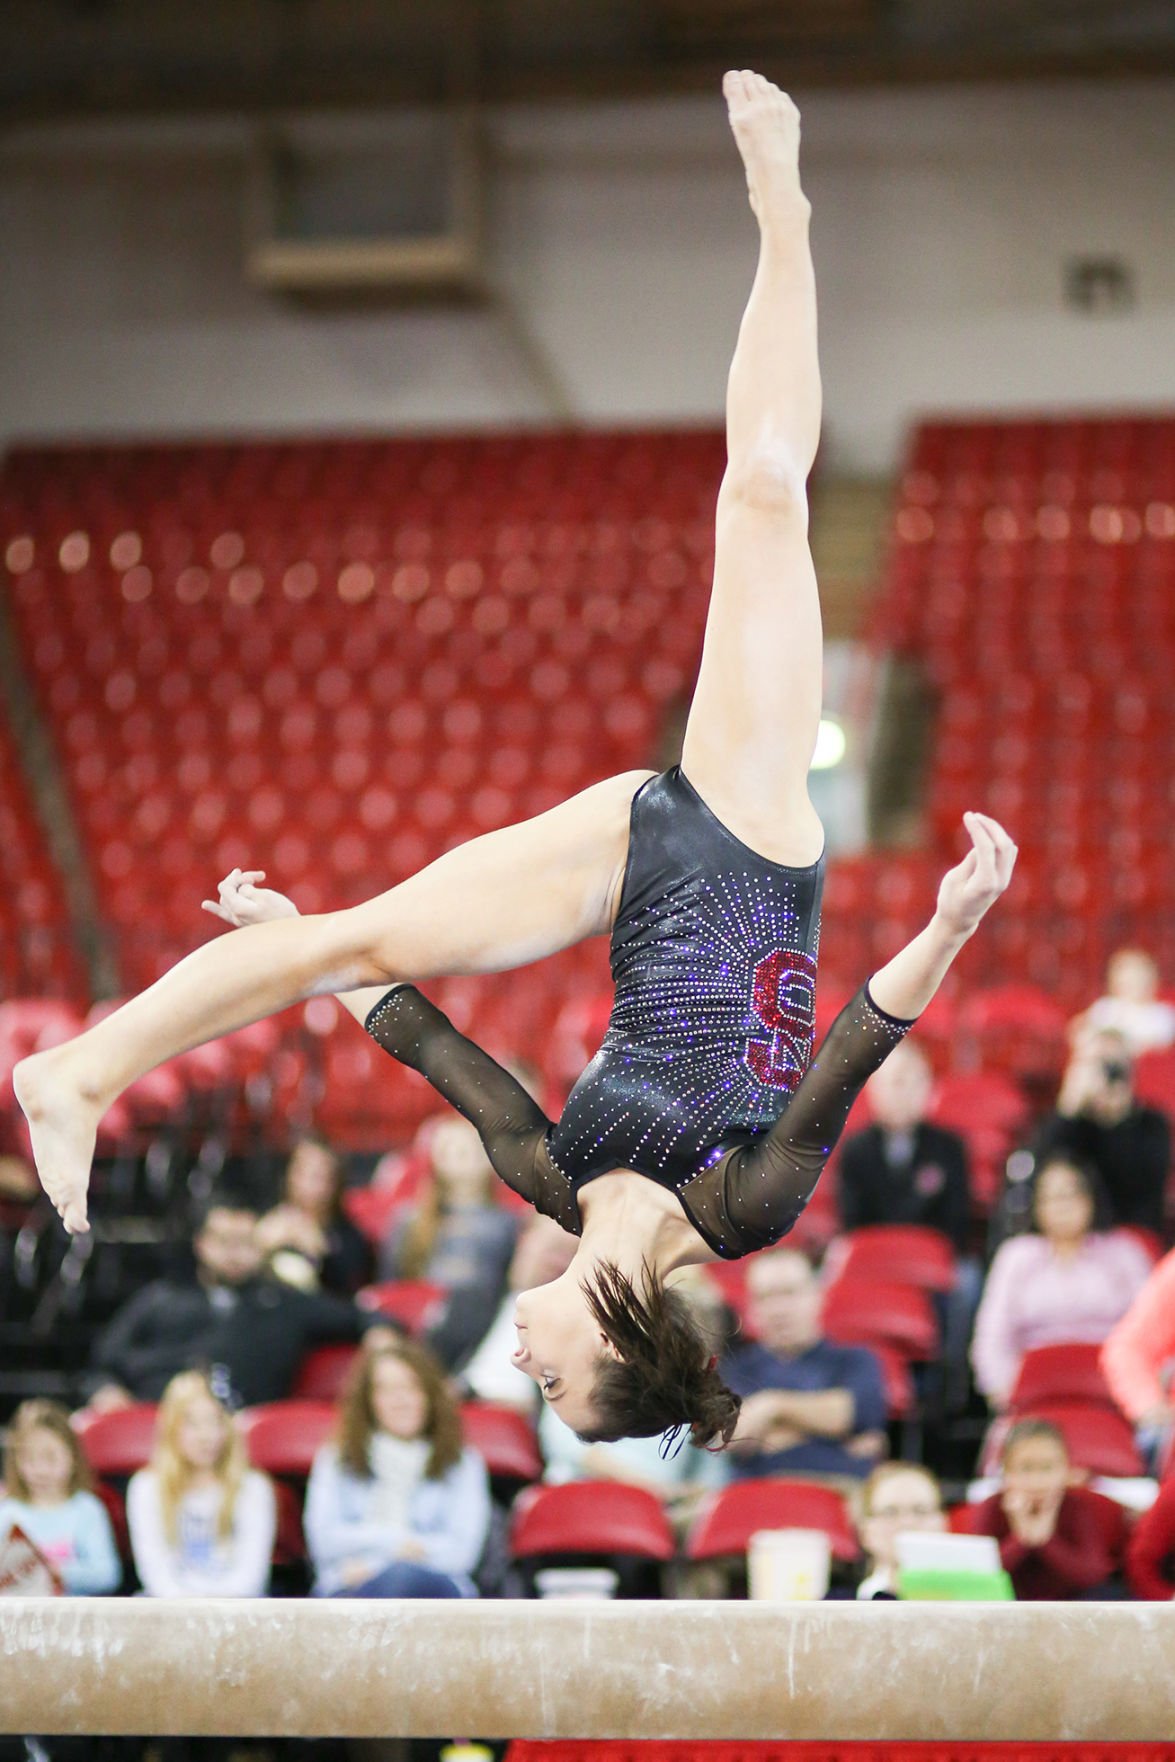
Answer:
534;1567;620;1600
747;1527;831;1602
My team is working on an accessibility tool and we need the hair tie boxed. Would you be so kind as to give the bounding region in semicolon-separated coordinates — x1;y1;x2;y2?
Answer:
658;1422;688;1460
706;1354;718;1373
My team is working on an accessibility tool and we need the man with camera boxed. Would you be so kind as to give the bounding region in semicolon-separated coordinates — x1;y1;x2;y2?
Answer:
1035;1027;1170;1239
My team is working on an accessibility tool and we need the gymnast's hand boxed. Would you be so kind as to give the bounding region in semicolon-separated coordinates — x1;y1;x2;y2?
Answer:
201;867;300;928
934;812;1018;940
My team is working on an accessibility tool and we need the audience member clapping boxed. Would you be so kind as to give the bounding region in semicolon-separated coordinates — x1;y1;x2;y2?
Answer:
971;1154;1151;1409
1074;948;1175;1059
0;1399;120;1594
255;1134;374;1296
1034;1029;1170;1237
86;1190;396;1411
854;1461;946;1600
127;1371;275;1597
722;1249;887;1482
968;1420;1113;1600
304;1338;490;1599
1101;1244;1175;1471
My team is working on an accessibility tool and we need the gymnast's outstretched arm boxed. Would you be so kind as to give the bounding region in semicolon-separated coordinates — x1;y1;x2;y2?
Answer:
201;869;579;1234
717;811;1019;1250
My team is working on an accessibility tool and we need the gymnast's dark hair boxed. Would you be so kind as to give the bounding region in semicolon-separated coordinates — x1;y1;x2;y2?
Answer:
575;1260;741;1451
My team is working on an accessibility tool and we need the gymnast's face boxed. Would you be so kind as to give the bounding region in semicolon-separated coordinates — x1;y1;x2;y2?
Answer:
511;1268;617;1433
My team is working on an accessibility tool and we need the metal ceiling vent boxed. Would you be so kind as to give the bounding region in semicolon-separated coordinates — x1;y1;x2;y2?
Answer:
244;108;484;296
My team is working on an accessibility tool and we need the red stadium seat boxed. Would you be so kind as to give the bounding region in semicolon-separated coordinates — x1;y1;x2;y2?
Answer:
685;1477;859;1564
238;1400;336;1478
460;1401;543;1487
73;1403;159;1478
355;1279;447;1335
509;1481;675;1563
980;1401;1145;1480
291;1343;361;1402
823;1225;957;1294
821;1279;939;1361
1007;1343;1120;1414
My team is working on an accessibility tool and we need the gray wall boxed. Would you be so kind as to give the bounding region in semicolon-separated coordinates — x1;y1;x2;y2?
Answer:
2;81;1172;470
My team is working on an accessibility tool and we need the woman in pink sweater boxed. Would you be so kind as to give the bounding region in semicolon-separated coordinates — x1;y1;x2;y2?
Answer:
971;1155;1151;1408
1101;1245;1175;1468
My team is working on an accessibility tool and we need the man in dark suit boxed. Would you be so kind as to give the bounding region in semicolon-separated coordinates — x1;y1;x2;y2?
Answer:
837;1038;976;1406
837;1039;970;1251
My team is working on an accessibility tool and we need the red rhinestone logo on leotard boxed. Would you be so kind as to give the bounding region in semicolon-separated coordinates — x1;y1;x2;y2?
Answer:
744;949;818;1091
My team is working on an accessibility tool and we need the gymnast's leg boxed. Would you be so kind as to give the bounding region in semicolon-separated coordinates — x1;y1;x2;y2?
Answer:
15;768;651;1234
680;71;824;867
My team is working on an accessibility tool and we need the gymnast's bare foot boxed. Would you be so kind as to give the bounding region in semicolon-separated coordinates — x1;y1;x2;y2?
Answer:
723;69;807;226
13;1049;103;1234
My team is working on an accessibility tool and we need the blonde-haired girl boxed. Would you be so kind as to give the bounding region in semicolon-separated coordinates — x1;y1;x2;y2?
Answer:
0;1398;120;1594
127;1371;275;1597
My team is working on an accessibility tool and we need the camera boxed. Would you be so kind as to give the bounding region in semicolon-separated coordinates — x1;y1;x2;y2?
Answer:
1101;1059;1130;1086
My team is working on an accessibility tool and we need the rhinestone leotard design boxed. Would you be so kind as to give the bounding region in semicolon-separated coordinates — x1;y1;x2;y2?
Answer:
547;767;824;1191
364;769;916;1260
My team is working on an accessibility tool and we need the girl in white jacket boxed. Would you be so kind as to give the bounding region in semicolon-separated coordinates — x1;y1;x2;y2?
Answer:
305;1339;489;1598
128;1370;275;1597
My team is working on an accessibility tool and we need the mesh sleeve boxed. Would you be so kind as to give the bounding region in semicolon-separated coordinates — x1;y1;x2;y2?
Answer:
715;982;916;1254
363;987;581;1236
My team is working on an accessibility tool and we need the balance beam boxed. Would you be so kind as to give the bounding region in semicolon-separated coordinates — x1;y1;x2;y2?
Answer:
3;1599;1173;1740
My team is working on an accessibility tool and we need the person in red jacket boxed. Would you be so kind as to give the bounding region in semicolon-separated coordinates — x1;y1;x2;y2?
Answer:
970;1419;1113;1600
1127;1479;1175;1600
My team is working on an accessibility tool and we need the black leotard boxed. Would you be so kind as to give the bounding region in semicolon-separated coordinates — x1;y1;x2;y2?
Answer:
548;767;824;1189
364;770;915;1259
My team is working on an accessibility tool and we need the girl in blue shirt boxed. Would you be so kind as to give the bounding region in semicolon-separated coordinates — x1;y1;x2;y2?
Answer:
0;1398;120;1595
305;1339;490;1598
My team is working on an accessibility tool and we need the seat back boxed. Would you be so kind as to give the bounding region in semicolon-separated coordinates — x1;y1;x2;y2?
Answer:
821;1279;939;1361
829;1226;957;1294
686;1477;858;1563
461;1401;543;1487
1008;1342;1117;1413
981;1400;1145;1480
291;1343;361;1403
73;1403;159;1478
238;1400;337;1477
509;1481;675;1562
356;1279;447;1335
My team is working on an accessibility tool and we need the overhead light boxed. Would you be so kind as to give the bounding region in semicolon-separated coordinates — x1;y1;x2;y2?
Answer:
810;717;847;772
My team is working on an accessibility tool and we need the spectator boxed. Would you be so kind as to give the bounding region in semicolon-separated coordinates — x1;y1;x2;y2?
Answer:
87;1190;396;1410
255;1133;374;1296
380;1116;518;1304
1101;1244;1175;1470
1033;1029;1169;1237
721;1249;887;1482
836;1037;978;1404
971;1154;1151;1408
837;1040;970;1252
127;1371;275;1597
304;1339;490;1599
1126;1477;1175;1600
1074;948;1175;1059
444;1213;579;1406
0;1399;120;1594
854;1461;946;1600
968;1420;1113;1600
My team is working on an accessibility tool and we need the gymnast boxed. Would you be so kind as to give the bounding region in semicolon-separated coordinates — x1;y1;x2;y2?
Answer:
15;71;1016;1445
